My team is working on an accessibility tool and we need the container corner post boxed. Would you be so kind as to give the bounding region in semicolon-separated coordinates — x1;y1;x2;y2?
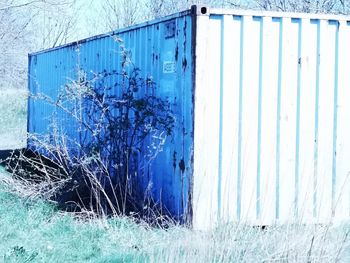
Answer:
191;5;209;16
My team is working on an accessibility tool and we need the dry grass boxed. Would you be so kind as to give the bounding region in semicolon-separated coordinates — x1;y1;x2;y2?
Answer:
0;89;349;262
0;89;27;150
0;166;349;262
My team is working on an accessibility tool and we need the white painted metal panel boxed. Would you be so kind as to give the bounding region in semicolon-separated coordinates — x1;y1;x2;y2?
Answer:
193;10;350;229
202;15;221;225
298;18;317;222
259;17;279;225
220;15;240;223
239;16;260;222
317;20;336;221
192;14;218;229
278;17;299;222
335;21;350;220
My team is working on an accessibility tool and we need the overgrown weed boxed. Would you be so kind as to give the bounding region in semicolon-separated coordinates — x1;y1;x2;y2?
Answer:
0;175;349;262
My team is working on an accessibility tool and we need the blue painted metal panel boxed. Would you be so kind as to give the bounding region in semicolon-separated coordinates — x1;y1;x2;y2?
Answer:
28;12;194;221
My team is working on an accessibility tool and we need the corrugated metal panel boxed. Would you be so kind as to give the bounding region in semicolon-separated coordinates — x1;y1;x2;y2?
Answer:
193;11;350;228
28;13;194;220
28;6;350;229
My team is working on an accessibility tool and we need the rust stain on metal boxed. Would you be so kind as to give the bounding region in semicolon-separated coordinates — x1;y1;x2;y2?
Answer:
179;159;185;173
182;58;187;71
175;45;179;61
173;151;177;171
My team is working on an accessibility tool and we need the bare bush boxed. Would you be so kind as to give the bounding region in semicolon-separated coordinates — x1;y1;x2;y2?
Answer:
6;41;176;224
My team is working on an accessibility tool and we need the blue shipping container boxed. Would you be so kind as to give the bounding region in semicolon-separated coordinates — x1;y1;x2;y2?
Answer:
29;6;350;229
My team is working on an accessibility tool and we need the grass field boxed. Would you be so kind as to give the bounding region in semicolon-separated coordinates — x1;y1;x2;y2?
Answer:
0;172;349;262
0;89;349;262
0;89;27;150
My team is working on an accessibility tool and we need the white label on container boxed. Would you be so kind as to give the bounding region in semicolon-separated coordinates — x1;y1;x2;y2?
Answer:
163;61;176;74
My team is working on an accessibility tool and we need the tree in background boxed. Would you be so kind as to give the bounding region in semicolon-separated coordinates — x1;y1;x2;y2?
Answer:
84;0;236;34
0;0;79;90
32;1;78;49
252;0;350;13
87;0;350;35
0;0;40;89
1;0;350;91
144;0;240;20
101;0;140;30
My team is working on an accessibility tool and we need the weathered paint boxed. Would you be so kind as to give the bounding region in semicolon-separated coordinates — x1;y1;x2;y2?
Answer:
28;11;194;221
192;8;350;229
29;6;350;229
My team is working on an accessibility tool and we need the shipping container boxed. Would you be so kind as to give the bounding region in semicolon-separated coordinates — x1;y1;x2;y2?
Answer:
28;5;350;229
